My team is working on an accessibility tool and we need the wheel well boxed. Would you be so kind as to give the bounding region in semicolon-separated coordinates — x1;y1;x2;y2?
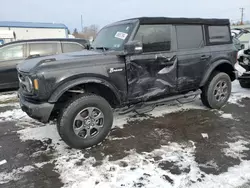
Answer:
83;83;120;107
213;63;236;81
50;83;120;120
56;83;119;108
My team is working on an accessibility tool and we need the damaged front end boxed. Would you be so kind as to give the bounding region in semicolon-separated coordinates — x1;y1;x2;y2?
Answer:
236;49;250;88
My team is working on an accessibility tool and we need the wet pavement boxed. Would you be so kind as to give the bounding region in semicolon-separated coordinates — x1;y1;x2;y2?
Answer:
0;82;250;188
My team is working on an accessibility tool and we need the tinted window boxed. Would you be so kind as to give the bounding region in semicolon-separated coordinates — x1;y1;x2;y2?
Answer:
208;26;231;43
0;44;25;61
62;42;84;53
29;42;60;56
134;24;171;52
176;25;204;49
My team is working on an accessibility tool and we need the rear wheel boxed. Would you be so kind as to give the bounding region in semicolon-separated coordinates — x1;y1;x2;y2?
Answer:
239;80;250;88
57;94;113;149
201;72;231;109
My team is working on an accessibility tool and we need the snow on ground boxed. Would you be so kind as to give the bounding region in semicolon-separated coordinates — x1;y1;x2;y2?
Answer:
0;165;35;184
1;81;250;187
0;92;17;103
56;143;199;188
190;160;250;188
0;109;27;122
223;140;250;159
229;81;250;105
220;113;234;120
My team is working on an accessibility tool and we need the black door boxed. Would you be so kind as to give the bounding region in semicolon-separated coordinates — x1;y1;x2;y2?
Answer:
0;43;27;90
175;25;211;92
126;24;177;102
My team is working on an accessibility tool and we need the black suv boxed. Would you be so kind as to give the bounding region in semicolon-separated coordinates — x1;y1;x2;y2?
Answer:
18;17;237;149
0;38;89;90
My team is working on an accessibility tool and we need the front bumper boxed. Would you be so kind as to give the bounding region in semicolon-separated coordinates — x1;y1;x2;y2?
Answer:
19;94;54;123
238;72;250;81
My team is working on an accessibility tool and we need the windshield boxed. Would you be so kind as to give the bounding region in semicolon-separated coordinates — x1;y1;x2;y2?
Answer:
92;23;133;51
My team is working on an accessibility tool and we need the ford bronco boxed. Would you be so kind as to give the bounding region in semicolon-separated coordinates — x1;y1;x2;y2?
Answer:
17;17;238;149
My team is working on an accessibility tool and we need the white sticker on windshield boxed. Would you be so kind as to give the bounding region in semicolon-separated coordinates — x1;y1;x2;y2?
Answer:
115;32;128;40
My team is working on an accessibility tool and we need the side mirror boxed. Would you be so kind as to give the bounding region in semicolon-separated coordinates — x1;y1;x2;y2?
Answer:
124;41;143;55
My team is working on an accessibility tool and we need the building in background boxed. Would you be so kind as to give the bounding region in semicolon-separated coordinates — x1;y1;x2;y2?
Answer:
0;21;68;44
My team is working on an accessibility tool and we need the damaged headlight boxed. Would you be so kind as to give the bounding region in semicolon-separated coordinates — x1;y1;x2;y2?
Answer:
243;57;250;65
25;76;33;93
18;74;34;93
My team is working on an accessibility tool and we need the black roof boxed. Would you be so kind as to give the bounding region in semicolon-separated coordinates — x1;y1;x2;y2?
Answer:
0;38;89;47
114;17;230;25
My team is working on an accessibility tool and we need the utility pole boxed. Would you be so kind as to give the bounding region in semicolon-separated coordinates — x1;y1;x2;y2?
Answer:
240;8;245;25
81;15;83;32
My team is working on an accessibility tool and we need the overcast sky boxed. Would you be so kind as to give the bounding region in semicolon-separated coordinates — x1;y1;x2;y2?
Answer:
0;0;249;31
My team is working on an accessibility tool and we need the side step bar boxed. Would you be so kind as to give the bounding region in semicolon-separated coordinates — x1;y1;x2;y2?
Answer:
118;89;201;115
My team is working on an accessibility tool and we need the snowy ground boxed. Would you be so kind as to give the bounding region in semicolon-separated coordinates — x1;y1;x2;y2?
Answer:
0;81;250;188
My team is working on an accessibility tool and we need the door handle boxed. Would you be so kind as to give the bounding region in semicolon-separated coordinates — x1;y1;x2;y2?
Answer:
200;55;211;60
155;54;176;62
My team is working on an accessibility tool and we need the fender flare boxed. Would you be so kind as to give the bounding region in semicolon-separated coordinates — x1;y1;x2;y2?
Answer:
48;77;121;103
199;60;235;87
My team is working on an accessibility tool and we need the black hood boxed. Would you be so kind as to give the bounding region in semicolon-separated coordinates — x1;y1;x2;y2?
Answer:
17;50;103;73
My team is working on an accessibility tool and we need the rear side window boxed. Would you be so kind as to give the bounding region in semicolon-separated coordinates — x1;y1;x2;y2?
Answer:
176;25;204;49
208;26;231;44
29;42;60;56
0;44;25;61
134;24;171;52
62;42;84;53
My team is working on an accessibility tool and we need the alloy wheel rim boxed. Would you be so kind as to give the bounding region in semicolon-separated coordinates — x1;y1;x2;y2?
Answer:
73;107;104;139
213;80;228;102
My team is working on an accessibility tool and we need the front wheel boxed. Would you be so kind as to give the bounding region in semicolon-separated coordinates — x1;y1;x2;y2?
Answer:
58;94;113;149
201;72;231;109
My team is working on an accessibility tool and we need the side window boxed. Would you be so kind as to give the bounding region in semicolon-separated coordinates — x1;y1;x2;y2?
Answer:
62;42;84;53
176;25;204;49
208;26;231;44
0;44;25;61
29;42;60;56
134;24;171;52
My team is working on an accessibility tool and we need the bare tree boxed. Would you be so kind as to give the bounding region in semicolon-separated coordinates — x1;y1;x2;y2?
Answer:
73;28;78;35
73;25;99;40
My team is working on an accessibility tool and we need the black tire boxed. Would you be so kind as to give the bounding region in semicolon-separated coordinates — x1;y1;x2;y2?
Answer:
239;80;250;88
201;72;231;109
57;94;113;149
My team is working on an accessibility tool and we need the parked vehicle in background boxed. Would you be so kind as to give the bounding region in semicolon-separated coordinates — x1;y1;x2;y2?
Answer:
232;37;242;51
236;40;250;88
231;27;250;49
0;38;89;90
18;17;237;149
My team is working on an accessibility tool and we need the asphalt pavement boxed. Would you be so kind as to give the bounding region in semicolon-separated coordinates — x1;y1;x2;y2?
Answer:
0;81;250;188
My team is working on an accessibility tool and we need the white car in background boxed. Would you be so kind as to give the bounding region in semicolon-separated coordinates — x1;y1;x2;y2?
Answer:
235;39;250;88
231;28;250;50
